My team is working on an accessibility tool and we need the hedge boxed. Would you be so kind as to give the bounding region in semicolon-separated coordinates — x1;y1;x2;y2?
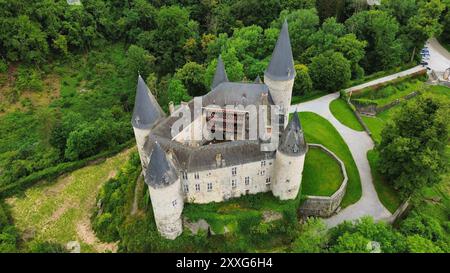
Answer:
0;139;135;198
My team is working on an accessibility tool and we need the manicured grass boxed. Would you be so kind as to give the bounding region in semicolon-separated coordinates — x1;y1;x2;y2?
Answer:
362;107;399;144
6;148;134;253
302;147;344;196
329;98;364;131
297;112;361;207
291;91;327;104
367;150;401;213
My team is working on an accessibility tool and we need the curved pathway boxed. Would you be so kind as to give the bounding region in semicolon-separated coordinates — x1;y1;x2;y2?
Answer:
290;94;392;227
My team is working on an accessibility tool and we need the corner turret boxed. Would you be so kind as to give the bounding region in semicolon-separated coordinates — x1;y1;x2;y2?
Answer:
145;142;184;240
131;75;165;168
272;111;307;200
264;20;296;128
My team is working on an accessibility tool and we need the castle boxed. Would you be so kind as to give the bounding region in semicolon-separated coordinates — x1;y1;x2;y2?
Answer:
131;21;308;239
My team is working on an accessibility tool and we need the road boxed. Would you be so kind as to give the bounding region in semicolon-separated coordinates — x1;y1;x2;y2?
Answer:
426;38;450;72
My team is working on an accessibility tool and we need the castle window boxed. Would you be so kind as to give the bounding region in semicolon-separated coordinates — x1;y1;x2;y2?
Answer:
182;171;188;180
231;167;237;176
207;183;213;192
231;179;237;189
194;173;199;179
183;184;189;193
195;184;200;192
286;179;290;183
261;170;266;176
265;177;271;184
172;200;177;207
261;160;266;167
245;177;250;185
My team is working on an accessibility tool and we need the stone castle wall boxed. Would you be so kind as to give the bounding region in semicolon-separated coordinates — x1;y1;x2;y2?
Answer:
299;144;348;218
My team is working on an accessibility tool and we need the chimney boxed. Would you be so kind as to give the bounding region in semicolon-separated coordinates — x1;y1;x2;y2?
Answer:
169;101;175;115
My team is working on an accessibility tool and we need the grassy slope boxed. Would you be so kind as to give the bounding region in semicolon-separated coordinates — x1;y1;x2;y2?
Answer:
302;147;344;196
353;78;424;107
362;85;450;212
362;85;450;144
367;150;401;213
298;112;361;207
329;98;364;131
6;148;133;253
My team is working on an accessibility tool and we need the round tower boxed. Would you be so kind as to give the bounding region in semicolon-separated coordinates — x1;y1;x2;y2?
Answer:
272;112;307;200
131;75;165;168
264;20;296;128
145;142;184;240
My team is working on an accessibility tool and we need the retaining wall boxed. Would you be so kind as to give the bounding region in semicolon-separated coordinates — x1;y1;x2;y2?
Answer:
299;144;348;218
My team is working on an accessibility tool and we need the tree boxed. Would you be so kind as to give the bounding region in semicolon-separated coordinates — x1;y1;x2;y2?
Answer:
0;15;49;63
334;34;367;78
281;0;317;11
147;5;199;75
175;62;207;97
166;78;191;107
381;0;418;26
232;0;281;28
292;218;328;253
406;235;443;253
345;10;404;73
293;64;313;96
274;9;320;60
330;232;370;253
309;50;351;93
406;0;445;60
126;45;155;80
377;95;449;197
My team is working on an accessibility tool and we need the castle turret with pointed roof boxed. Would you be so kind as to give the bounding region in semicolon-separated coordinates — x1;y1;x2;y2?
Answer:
145;142;184;239
264;20;296;128
272;111;307;200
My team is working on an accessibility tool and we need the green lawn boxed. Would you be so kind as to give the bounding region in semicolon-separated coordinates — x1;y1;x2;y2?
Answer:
297;112;361;207
291;91;327;104
329;98;364;131
6;148;134;253
302;147;344;196
367;150;402;213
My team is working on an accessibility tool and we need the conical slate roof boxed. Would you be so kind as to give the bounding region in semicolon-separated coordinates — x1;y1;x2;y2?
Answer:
211;55;229;89
264;20;295;81
131;75;165;129
278;112;307;155
145;142;179;189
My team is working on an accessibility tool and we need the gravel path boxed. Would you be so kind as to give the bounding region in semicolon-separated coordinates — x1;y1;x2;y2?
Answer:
290;94;391;227
426;38;450;72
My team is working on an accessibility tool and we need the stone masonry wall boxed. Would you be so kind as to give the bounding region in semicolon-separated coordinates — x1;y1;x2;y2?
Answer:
299;144;348;218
